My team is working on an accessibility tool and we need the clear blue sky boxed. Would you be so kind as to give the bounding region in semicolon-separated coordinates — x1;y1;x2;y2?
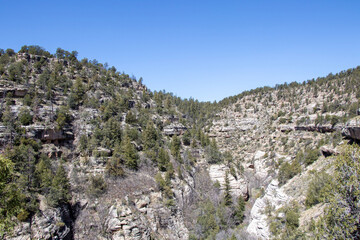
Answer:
1;0;360;102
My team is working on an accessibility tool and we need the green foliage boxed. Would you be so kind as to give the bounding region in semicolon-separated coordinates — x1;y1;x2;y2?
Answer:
8;62;24;83
0;155;23;234
316;145;360;239
304;148;319;166
234;195;245;224
34;155;53;194
48;164;71;206
155;172;166;191
2;105;15;128
121;135;139;170
93;117;122;149
106;156;125;178
125;110;137;124
285;207;300;230
195;200;220;239
305;171;333;207
55;105;71;129
88;175;107;197
158;147;170;171
155;172;172;199
206;138;222;164
269;202;302;240
223;171;232;206
18;107;32;125
143;121;159;151
68;77;86;109
19;45;51;57
78;134;89;154
55;48;78;62
22;94;32;106
182;130;191;146
278;160;301;185
223;151;233;165
170;134;181;159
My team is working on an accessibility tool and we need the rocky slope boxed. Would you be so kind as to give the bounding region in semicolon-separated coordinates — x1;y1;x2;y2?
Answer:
1;46;360;240
207;69;360;238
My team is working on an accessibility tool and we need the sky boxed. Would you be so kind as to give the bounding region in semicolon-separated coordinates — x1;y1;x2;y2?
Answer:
1;0;360;102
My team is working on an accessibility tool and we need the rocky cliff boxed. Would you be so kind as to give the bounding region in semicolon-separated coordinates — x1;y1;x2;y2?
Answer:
1;46;360;240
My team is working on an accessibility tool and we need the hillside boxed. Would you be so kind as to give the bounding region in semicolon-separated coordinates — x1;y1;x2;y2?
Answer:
0;46;359;240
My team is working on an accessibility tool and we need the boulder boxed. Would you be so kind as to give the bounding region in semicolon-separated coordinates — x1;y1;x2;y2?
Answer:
320;145;339;157
163;123;187;136
108;218;122;231
279;125;294;132
342;117;360;140
135;196;150;209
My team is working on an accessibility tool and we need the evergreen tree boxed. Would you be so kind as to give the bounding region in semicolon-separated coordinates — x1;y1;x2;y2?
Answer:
224;171;232;206
143;121;158;150
48;164;71;206
206;138;222;164
34;155;52;194
125;110;137;124
0;155;23;234
18;107;32;126
2;105;16;144
318;145;360;239
234;195;245;224
106;142;125;177
158;147;169;171
121;135;138;170
171;134;181;159
182;130;191;146
88;175;107;197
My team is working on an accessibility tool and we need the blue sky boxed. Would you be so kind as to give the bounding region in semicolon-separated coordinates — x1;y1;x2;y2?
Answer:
1;0;360;102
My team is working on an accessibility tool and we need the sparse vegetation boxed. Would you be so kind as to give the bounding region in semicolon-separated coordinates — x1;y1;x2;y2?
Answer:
0;46;359;239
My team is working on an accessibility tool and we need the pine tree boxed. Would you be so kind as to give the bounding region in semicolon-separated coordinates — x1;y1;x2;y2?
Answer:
106;142;125;177
143;121;158;150
234;195;245;224
206;138;222;164
122;135;138;170
2;105;15;144
125;110;137;124
49;163;71;206
171;134;181;159
34;156;52;194
158;147;169;171
182;130;191;146
224;171;232;206
0;155;23;233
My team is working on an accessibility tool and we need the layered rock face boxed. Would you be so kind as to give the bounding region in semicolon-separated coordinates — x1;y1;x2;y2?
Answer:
247;179;289;239
2;49;360;240
206;74;358;238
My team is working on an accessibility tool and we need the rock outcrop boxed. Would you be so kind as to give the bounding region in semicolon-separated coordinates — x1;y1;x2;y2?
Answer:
208;164;247;197
247;179;290;239
163;123;187;136
342;117;360;140
105;193;189;240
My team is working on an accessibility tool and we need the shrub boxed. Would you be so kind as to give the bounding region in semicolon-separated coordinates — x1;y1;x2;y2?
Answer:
55;105;71;129
106;157;125;178
278;160;301;185
18;107;32;125
88;175;107;197
315;145;360;239
305;171;333;207
304;148;319;166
